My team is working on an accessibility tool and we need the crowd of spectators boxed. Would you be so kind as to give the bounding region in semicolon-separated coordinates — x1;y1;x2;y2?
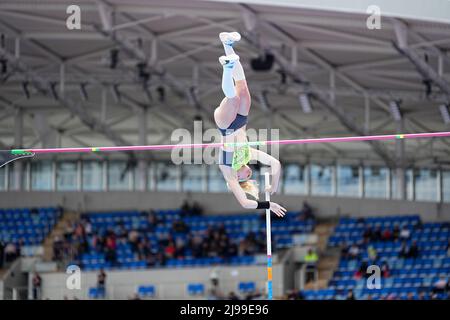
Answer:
337;219;427;282
53;208;268;268
0;240;23;269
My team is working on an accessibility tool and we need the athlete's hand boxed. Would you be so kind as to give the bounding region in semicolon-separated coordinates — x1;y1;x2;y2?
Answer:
269;202;287;217
264;184;277;195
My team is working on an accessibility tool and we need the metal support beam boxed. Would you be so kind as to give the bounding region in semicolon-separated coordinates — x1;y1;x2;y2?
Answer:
391;18;450;96
395;120;406;200
0;47;135;150
137;107;149;191
237;9;394;166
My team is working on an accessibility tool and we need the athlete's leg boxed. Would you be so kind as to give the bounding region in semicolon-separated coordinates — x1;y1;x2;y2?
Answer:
214;55;240;129
220;32;251;115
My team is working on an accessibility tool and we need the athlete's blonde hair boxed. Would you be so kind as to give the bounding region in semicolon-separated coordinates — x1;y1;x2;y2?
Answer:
239;179;260;200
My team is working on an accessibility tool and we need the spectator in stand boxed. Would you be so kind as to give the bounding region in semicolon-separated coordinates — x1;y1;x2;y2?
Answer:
363;227;373;242
299;201;314;221
0;241;4;268
137;238;151;261
192;201;204;216
228;291;240;300
105;230;117;266
356;217;366;226
381;228;392;241
340;242;350;260
431;277;448;294
52;236;64;261
155;252;166;266
116;223;128;241
180;198;193;216
372;226;382;242
304;249;319;283
164;240;176;259
84;218;93;236
175;237;186;258
354;260;369;279
399;241;408;258
286;290;304;300
63;221;74;241
128;229;140;254
367;245;377;261
399;225;411;240
32;272;42;300
145;210;160;232
4;242;18;263
346;289;356;300
97;269;107;298
392;224;400;241
407;240;419;259
348;244;360;260
129;293;141;300
381;261;391;278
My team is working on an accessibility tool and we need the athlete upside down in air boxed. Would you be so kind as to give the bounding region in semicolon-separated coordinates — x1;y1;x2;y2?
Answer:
215;32;286;217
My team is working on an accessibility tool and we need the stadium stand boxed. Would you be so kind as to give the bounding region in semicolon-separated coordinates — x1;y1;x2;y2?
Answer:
301;215;450;300
59;209;314;271
0;207;62;267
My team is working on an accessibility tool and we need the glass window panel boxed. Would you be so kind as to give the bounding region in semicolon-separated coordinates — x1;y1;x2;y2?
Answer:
7;162;28;191
208;166;227;192
415;168;438;202
133;162;149;191
0;165;5;190
31;161;53;191
82;161;104;191
56;161;78;191
108;161;131;191
311;164;333;196
147;163;154;191
284;164;307;195
391;169;413;200
364;166;388;199
443;170;450;203
337;165;360;197
182;165;204;192
155;163;179;191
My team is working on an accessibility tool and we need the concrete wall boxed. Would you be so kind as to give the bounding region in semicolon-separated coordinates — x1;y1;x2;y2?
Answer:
1;191;449;222
36;264;284;300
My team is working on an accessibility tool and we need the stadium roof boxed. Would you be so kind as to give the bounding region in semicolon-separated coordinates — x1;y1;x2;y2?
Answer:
0;0;449;166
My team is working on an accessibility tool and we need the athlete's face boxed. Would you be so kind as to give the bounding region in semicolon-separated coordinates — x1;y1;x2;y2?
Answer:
237;165;252;182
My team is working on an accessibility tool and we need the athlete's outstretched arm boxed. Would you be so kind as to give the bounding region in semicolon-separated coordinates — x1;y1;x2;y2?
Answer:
250;148;282;194
219;165;286;217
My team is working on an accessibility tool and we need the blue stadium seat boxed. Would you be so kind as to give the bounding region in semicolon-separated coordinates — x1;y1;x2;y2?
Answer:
137;285;155;298
187;283;205;296
238;282;256;293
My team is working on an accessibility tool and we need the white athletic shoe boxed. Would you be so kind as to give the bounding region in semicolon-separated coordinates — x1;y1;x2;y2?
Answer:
219;54;240;68
219;32;241;46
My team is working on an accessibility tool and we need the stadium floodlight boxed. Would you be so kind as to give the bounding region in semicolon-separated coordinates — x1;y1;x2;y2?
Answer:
389;100;402;121
439;104;450;124
299;93;312;113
